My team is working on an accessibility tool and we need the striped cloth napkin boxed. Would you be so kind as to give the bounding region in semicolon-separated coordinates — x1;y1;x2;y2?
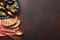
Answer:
0;16;19;36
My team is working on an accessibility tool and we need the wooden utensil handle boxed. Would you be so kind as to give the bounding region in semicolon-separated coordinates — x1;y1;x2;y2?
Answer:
0;30;14;33
0;31;21;40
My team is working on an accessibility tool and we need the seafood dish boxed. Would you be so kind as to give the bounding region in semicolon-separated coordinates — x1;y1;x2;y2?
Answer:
0;0;20;19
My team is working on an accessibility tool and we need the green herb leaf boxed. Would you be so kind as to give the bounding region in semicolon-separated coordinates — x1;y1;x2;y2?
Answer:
0;11;2;14
10;5;14;8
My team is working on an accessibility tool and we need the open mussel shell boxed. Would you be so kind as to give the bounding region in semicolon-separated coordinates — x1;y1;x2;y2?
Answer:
0;9;7;17
6;1;15;6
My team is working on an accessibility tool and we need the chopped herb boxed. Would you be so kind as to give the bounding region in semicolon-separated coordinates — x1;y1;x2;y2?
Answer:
3;2;6;4
0;11;2;14
10;5;14;8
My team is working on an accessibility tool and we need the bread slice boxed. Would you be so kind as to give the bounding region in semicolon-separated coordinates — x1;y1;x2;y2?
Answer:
2;18;17;27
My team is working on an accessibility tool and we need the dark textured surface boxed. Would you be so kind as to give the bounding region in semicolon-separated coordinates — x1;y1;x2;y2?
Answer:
0;0;60;40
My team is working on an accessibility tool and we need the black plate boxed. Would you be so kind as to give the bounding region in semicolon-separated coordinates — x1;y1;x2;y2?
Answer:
0;0;20;19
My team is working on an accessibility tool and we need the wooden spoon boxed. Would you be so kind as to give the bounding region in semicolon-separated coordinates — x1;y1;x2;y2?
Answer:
0;31;21;40
0;29;24;35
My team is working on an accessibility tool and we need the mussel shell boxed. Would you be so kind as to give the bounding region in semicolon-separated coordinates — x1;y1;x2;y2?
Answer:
6;1;15;6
